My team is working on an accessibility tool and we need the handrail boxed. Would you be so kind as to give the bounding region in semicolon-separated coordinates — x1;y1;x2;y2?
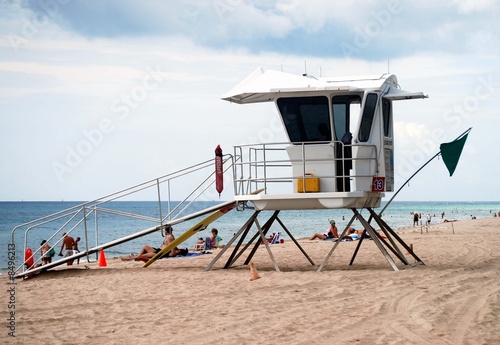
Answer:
14;199;238;279
233;141;378;195
11;154;235;275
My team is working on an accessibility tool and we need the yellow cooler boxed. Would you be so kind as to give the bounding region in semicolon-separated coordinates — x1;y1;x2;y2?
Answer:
297;174;320;193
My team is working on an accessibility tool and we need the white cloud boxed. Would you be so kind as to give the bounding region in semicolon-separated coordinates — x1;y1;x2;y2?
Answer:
0;1;499;201
452;0;496;13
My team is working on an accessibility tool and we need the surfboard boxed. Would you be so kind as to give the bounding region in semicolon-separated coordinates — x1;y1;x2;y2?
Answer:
142;202;236;268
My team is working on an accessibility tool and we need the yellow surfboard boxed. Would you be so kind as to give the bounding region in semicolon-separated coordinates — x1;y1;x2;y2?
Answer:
143;202;236;268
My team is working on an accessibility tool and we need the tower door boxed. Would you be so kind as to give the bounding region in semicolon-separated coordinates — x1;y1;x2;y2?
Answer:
332;95;361;191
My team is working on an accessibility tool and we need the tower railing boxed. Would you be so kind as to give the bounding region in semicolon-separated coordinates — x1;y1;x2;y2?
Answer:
233;141;378;195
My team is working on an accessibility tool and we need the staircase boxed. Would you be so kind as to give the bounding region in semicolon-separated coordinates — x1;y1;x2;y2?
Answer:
11;154;237;278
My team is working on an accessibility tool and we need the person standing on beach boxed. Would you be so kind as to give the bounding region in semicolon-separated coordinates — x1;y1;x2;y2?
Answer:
427;213;431;225
59;233;76;266
40;240;52;265
413;212;419;227
73;237;81;264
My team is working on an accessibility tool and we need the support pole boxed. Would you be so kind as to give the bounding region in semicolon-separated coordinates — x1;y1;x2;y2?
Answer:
379;127;472;217
276;217;315;266
317;214;356;272
353;209;400;271
204;211;260;271
243;211;279;265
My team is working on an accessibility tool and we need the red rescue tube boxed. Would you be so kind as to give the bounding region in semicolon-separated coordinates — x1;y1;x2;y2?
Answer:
215;145;223;197
24;248;34;269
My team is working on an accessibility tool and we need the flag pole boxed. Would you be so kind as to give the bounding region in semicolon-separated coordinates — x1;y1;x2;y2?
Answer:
378;127;472;217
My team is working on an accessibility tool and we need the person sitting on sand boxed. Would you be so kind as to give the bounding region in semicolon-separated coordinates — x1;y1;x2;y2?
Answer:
309;220;339;240
133;246;188;263
267;231;280;244
204;228;222;250
121;226;188;262
339;227;362;241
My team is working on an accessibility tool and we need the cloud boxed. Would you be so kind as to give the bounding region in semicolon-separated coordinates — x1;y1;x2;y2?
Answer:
452;0;497;13
1;1;499;201
16;0;499;60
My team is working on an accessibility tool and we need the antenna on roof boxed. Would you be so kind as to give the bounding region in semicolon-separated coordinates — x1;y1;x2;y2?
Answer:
387;59;390;74
303;61;307;76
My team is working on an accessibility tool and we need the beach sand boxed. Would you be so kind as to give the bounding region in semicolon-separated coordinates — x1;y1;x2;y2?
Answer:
3;217;500;344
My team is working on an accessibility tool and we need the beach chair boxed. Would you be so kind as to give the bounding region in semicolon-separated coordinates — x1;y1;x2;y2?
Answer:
270;232;281;244
194;237;205;251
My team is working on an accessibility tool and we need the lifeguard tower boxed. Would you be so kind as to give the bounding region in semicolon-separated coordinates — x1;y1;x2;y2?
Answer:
204;67;428;271
11;68;428;279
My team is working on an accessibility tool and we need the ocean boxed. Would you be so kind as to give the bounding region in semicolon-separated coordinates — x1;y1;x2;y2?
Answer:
2;200;500;274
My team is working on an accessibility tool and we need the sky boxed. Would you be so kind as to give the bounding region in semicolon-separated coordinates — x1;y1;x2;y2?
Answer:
1;0;499;202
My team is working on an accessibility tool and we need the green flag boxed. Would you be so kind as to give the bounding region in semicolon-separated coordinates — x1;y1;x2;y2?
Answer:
440;133;468;176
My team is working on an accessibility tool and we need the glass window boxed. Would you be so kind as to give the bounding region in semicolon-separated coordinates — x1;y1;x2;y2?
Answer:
331;95;361;141
332;103;347;140
382;98;391;137
358;93;378;142
277;96;330;143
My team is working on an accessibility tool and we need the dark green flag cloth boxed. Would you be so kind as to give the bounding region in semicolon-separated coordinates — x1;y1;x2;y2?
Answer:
440;133;468;176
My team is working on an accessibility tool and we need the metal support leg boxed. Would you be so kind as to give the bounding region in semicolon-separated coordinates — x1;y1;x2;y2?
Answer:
349;229;367;266
367;208;409;265
367;208;424;266
243;211;280;265
204;211;260;271
317;214;356;272
353;209;400;271
275;217;315;266
254;218;280;272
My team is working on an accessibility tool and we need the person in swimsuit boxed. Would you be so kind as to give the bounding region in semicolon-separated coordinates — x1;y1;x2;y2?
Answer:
309;220;339;240
339;227;362;241
121;226;188;262
413;212;419;227
58;233;76;266
40;240;52;265
73;237;81;264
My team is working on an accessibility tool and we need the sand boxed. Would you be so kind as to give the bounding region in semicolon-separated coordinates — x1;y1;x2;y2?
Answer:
2;217;500;344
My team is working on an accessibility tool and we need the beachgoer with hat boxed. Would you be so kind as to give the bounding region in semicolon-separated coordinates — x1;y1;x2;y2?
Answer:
309;219;339;240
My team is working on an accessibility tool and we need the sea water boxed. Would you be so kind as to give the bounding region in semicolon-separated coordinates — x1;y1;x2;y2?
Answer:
1;200;500;273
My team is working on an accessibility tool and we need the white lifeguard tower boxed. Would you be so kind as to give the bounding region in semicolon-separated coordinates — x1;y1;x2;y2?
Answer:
223;68;427;210
206;68;428;271
12;68;429;278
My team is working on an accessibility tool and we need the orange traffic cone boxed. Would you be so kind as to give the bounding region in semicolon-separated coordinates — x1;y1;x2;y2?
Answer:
249;262;261;281
98;249;107;267
406;243;413;255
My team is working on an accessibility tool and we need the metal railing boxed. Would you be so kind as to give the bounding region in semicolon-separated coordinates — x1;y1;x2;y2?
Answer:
233;141;378;195
11;154;234;275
